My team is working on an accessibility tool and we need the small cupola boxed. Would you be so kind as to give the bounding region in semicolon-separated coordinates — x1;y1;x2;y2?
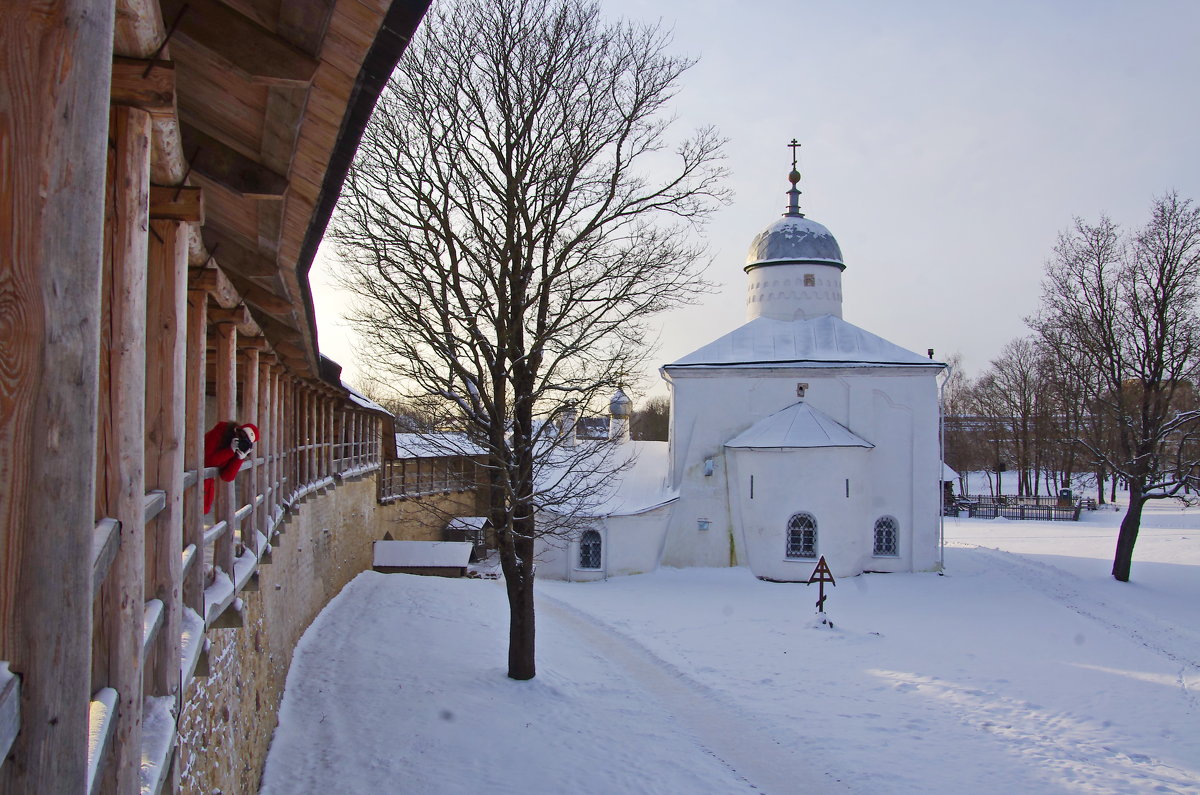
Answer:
745;141;845;322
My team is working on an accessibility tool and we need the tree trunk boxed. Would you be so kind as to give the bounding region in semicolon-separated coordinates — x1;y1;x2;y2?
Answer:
505;538;536;681
1096;467;1105;505
1112;485;1145;582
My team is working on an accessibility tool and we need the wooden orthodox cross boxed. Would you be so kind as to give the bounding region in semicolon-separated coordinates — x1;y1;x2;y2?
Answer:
806;556;836;624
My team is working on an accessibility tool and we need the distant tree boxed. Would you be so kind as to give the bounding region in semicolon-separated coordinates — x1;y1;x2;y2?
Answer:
333;0;726;678
631;395;670;441
1030;193;1200;581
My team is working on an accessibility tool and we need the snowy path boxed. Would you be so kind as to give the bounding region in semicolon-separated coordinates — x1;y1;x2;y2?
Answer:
263;513;1200;794
537;591;849;794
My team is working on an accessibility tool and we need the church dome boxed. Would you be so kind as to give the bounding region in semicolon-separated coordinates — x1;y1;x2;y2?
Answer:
745;215;844;272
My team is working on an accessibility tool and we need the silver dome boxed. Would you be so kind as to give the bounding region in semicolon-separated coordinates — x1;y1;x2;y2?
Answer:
744;215;844;272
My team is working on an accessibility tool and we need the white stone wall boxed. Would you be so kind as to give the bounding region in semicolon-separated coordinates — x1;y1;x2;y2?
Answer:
535;503;672;581
745;263;844;321
662;365;942;577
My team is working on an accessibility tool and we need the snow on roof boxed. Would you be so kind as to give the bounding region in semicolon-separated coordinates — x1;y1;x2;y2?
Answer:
725;402;874;449
446;516;489;532
342;382;389;414
665;314;944;370
373;541;473;568
539;441;677;518
943;463;959;481
394;433;487;458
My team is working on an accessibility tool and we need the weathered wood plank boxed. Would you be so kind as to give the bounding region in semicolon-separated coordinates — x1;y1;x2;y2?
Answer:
94;104;151;794
0;3;114;790
162;0;320;87
149;185;204;223
86;688;119;795
142;490;167;525
110;56;175;117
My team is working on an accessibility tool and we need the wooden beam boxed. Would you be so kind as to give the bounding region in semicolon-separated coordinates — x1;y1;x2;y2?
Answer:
92;519;121;600
238;336;270;351
149;184;203;223
189;265;240;308
208;305;251;326
200;226;282;280
224;270;298;317
0;4;114;790
110;56;175;117
162;0;319;86
181;122;287;200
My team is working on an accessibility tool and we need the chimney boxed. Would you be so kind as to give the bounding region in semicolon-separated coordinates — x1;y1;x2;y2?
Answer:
609;388;632;443
560;407;577;448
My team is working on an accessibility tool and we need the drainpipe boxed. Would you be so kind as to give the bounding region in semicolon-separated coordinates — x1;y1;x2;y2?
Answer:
937;362;953;571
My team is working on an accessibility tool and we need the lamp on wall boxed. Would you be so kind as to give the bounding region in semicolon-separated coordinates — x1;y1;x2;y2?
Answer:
704;458;714;477
697;518;711;531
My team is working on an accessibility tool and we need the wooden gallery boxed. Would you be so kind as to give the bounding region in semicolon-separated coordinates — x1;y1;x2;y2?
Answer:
0;1;486;792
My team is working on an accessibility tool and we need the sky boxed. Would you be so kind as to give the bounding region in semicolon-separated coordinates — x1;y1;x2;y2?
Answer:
310;0;1200;402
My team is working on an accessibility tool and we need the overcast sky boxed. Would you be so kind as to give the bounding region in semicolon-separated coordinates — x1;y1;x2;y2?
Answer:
311;0;1200;402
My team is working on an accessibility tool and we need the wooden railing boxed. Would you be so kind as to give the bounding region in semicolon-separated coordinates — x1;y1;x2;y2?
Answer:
86;394;383;794
378;456;480;503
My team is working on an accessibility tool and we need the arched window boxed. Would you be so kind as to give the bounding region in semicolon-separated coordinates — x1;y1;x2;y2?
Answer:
579;529;602;569
874;515;899;557
786;513;817;558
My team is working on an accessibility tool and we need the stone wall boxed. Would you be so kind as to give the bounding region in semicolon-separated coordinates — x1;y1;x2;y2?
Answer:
177;475;481;794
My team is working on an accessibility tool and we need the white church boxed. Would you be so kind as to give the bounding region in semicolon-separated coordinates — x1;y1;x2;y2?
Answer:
536;162;946;581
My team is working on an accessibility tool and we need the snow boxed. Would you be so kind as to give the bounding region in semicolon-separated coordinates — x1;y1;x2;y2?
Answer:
394;432;487;458
667;314;945;369
747;213;844;266
262;502;1200;794
372;540;473;569
725;400;874;449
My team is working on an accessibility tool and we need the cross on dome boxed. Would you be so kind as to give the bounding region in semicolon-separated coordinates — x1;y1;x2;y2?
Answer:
786;138;803;217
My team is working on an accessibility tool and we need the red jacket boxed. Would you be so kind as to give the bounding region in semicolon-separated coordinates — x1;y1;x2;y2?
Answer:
203;421;254;513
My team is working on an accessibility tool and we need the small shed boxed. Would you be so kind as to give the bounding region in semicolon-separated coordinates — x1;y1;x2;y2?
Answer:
444;516;491;561
373;541;474;578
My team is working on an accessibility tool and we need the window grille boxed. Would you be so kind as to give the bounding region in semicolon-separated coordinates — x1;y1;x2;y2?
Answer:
874;515;899;556
786;513;817;558
579;529;602;569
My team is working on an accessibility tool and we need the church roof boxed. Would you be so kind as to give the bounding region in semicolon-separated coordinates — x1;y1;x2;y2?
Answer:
665;314;943;370
725;401;874;449
745;214;844;271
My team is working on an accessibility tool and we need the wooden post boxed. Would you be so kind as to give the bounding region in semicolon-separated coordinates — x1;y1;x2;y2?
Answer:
256;357;271;541
144;219;187;700
0;2;115;789
94;104;151;793
183;287;208;609
306;388;316;487
239;346;260;557
214;322;237;577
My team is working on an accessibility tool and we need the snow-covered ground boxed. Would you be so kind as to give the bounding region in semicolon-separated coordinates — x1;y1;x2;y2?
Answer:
261;503;1200;794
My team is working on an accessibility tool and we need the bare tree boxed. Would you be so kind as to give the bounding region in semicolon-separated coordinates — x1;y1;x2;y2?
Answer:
332;0;726;678
1030;194;1200;581
631;395;670;441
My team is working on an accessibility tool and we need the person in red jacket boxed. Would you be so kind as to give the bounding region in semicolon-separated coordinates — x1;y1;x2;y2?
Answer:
203;421;259;514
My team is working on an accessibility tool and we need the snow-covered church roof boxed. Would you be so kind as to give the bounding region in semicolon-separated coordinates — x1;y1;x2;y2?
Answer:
725;401;873;449
665;314;943;370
